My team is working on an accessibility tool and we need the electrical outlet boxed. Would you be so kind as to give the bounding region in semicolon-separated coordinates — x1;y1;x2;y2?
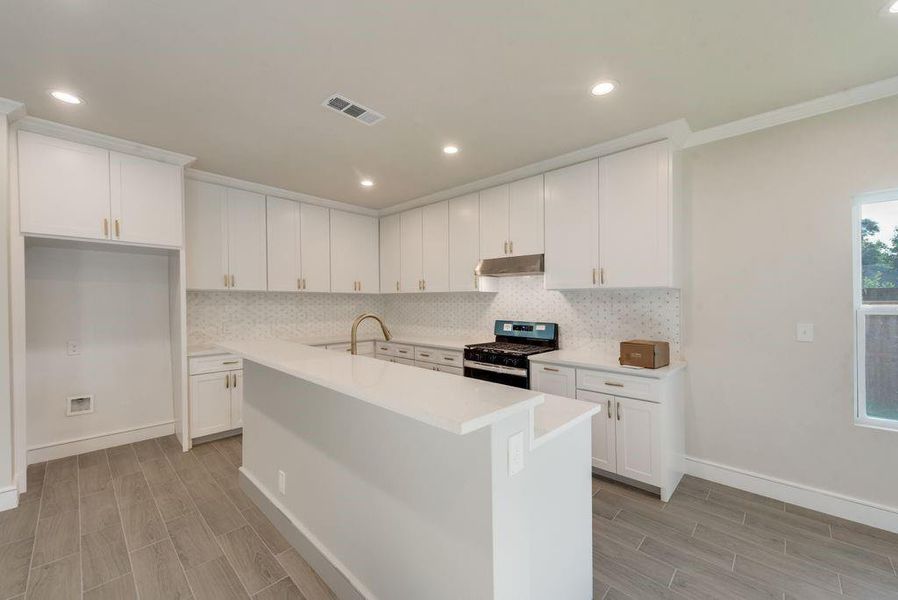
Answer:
796;323;814;343
508;431;524;477
278;470;286;495
66;340;81;356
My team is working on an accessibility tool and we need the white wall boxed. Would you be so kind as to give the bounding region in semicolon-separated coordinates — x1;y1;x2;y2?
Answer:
25;244;174;452
0;115;13;498
683;95;898;509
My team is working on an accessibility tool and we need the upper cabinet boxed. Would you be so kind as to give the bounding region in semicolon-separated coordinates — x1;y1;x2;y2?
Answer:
267;198;331;293
379;213;401;294
330;210;379;293
448;193;480;292
479;175;544;260
421;201;449;293
544;141;675;290
18;131;182;247
399;209;423;293
186;180;266;291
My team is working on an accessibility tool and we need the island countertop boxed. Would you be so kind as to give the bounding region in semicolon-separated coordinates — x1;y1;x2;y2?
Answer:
217;339;546;435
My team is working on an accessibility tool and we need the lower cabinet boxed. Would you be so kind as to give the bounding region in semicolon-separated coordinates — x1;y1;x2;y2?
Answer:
530;363;576;398
188;354;243;439
375;342;463;375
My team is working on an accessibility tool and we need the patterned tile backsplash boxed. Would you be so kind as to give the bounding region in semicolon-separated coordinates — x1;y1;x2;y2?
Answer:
188;276;681;355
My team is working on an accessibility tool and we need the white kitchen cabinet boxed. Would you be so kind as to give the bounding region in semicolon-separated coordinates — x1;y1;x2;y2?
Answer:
186;180;229;290
448;193;480;291
186;181;266;290
479;175;544;260
226;188;267;291
400;209;423;292
329;210;379;293
110;152;183;247
544;159;599;290
380;213;401;294
599;141;672;287
576;390;617;473
299;204;331;292
18;131;111;241
266;196;300;291
189;354;243;438
267;198;331;293
613;396;660;486
421;201;449;292
530;363;576;398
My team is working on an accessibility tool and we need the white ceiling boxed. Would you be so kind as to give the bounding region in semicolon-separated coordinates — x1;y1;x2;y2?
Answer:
2;1;898;209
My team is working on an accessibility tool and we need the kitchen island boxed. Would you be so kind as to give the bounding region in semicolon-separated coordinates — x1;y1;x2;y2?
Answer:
218;339;598;600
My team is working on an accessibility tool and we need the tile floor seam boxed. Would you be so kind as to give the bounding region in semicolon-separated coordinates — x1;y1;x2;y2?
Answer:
251;574;289;598
667;567;677;589
162;438;256;599
837;573;843;595
109;448;141;600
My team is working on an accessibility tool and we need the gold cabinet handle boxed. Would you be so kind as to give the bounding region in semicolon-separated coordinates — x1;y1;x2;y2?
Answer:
103;218;109;237
592;268;597;285
114;219;120;238
616;400;621;421
600;268;605;285
604;381;624;388
302;278;306;289
443;356;455;362
607;399;612;419
222;360;239;365
543;366;559;372
297;278;302;290
225;373;230;389
504;241;509;254
420;353;431;358
396;281;399;292
224;274;229;288
232;373;237;388
231;274;236;287
509;240;513;254
422;279;426;291
474;271;478;290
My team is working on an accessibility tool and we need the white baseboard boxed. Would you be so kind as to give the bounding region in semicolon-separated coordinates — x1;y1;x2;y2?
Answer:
0;485;19;512
27;420;175;464
238;468;372;600
685;455;898;534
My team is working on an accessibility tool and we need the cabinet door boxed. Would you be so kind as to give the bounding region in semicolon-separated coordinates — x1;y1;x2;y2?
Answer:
226;188;267;291
18;131;111;240
110;152;183;247
230;371;243;428
614;396;661;486
422;201;449;292
299;204;331;292
478;184;509;260
356;214;380;293
448;193;480;292
266;196;300;291
576;390;617;473
544;160;599;290
330;210;378;293
599;141;671;287
379;213;401;293
190;372;233;438
400;209;423;292
530;363;576;399
508;175;544;256
186;180;229;290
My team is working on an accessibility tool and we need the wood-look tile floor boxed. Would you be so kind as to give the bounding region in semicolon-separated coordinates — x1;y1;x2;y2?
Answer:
592;475;898;600
0;434;337;600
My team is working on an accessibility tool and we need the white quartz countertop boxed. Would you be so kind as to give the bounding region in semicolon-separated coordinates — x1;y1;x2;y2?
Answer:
217;339;544;435
532;394;600;448
529;350;687;379
188;334;484;357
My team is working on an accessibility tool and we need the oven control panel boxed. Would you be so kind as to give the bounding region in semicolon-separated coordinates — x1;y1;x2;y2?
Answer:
492;320;557;342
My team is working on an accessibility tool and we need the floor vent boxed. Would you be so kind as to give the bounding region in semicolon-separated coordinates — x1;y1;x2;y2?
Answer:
322;94;385;126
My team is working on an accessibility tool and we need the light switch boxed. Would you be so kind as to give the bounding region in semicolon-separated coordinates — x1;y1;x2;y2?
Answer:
796;323;814;343
508;431;524;477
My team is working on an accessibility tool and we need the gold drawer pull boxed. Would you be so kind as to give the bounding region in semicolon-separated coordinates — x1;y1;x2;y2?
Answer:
221;360;239;365
604;382;624;388
543;367;559;372
420;353;431;357
225;374;230;389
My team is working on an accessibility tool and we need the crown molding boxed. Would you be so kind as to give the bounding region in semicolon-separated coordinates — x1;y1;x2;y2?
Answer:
0;98;26;121
186;168;380;217
379;119;692;216
15;116;195;166
685;75;898;148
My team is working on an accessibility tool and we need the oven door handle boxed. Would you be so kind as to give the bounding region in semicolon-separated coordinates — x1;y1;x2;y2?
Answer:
463;360;528;378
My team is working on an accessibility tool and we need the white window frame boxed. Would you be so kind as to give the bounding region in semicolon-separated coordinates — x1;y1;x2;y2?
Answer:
853;188;898;431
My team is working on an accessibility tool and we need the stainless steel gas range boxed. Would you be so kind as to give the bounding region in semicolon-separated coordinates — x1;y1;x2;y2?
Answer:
463;320;559;389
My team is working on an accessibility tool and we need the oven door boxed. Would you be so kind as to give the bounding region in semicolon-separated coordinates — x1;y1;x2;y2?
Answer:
463;360;529;389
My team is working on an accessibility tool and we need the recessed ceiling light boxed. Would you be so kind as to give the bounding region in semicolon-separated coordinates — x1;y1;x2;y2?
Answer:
360;179;374;188
443;145;459;155
590;81;618;96
889;0;898;13
49;90;84;105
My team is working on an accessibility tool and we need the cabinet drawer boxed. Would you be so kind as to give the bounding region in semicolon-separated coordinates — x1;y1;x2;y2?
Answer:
530;363;576;399
437;365;463;376
383;357;415;367
189;354;243;375
327;341;375;355
375;341;411;358
576;369;656;401
414;346;463;366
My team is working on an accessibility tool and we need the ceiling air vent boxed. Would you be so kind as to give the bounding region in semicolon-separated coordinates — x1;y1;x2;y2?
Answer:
322;94;385;126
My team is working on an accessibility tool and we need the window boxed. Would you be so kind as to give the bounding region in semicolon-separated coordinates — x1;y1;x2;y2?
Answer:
855;191;898;428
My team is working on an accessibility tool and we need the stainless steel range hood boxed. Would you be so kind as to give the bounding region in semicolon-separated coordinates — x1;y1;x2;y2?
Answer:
475;254;544;277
